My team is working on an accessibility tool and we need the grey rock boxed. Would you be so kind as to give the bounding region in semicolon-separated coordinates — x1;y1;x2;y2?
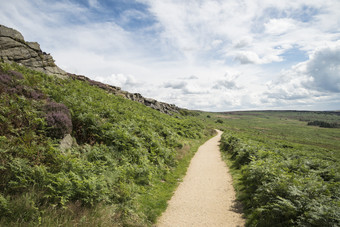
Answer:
0;25;24;41
26;42;41;51
0;24;66;78
60;134;74;152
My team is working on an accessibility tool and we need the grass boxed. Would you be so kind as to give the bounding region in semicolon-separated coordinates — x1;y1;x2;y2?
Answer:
201;111;340;153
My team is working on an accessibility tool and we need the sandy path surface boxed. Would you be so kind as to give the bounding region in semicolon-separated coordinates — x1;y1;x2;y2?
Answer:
156;130;245;227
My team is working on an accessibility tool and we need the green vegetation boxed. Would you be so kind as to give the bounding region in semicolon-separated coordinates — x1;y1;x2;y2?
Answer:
307;120;340;128
1;62;339;226
0;63;212;226
203;111;340;227
211;111;340;151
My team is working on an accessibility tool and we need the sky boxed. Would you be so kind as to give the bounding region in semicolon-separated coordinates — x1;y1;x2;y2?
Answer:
1;0;340;111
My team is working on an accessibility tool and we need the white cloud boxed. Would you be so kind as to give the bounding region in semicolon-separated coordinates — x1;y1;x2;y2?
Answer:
186;75;199;80
163;79;207;94
264;18;297;35
234;50;283;65
1;0;340;111
164;81;187;89
211;39;223;48
305;44;340;92
141;0;340;66
261;43;340;109
213;73;241;90
233;36;252;49
234;51;262;64
108;74;139;88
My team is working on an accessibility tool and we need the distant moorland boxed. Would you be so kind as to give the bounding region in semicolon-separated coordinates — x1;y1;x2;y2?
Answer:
204;111;340;226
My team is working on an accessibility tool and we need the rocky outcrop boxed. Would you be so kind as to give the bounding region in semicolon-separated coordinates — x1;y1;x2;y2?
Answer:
0;25;67;77
68;73;180;114
0;24;180;115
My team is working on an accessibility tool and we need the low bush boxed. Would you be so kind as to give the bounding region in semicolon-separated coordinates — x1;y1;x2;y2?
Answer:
307;120;339;128
220;132;340;227
216;119;223;123
44;102;72;139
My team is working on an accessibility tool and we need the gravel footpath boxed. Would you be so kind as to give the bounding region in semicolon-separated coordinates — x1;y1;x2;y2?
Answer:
156;130;245;227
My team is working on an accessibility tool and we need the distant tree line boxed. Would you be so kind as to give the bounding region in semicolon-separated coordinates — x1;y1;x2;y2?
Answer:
307;120;340;128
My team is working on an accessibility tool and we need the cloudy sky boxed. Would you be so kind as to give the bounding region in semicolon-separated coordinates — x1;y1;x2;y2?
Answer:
1;0;340;111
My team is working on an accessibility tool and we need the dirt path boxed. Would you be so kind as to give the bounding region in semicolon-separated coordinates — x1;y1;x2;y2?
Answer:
156;130;245;227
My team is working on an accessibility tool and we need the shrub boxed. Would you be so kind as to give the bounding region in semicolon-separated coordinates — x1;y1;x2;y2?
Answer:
88;79;108;90
45;102;71;114
0;194;9;217
307;120;339;128
45;112;72;139
0;69;23;86
27;89;46;100
220;132;340;227
0;72;15;94
0;73;12;85
220;134;240;159
45;102;72;139
8;70;24;80
0;69;45;100
216;119;223;123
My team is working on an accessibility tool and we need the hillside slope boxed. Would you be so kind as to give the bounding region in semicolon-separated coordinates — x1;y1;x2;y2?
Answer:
0;24;180;115
0;62;210;226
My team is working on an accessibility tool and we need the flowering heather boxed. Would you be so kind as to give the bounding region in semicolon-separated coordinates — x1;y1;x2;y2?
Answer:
45;102;71;115
8;70;24;80
7;85;25;95
88;80;108;89
0;69;23;85
45;111;72;138
27;90;45;100
45;101;72;138
0;72;16;94
0;74;45;99
0;73;13;85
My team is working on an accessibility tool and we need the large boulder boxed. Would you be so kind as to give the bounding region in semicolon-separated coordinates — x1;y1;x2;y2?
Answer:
0;24;66;77
0;25;24;41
